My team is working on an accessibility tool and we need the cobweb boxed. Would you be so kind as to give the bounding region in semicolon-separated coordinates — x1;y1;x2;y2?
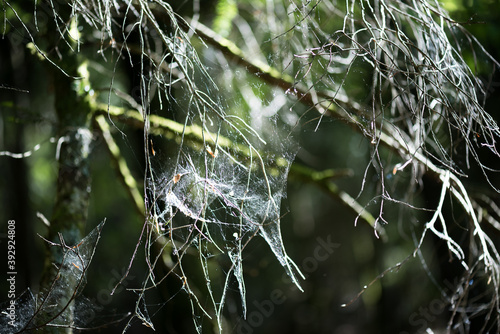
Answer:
149;134;303;318
2;0;304;331
0;221;105;333
111;1;305;332
6;0;500;332
140;49;303;333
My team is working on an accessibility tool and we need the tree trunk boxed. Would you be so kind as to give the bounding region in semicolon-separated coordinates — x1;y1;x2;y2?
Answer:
32;18;94;333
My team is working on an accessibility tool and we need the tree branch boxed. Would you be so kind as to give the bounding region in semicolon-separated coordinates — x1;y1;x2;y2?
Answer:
93;114;145;217
91;103;377;229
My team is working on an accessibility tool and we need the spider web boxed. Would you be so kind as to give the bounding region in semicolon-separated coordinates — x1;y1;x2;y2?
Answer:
2;0;304;331
0;221;105;333
121;2;306;331
149;131;303;318
7;0;500;332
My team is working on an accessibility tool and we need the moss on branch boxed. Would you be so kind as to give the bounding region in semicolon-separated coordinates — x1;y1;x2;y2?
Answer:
91;103;377;229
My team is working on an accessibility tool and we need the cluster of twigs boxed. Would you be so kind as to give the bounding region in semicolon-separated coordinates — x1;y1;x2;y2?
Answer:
282;0;500;331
